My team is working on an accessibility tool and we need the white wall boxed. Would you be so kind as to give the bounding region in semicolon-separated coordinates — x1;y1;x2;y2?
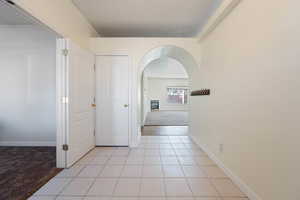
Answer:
0;25;57;146
142;73;150;124
144;57;188;78
195;1;300;200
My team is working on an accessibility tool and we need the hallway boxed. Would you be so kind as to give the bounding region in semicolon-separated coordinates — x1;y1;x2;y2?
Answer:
30;136;247;199
2;0;298;199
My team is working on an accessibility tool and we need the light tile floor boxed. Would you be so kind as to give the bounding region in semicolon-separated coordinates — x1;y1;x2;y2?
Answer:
30;136;248;200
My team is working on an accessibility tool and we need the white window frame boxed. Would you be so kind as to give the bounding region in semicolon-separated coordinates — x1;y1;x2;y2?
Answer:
166;86;190;105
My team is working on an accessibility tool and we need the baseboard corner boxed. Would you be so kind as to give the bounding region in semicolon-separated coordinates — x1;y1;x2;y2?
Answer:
190;134;262;200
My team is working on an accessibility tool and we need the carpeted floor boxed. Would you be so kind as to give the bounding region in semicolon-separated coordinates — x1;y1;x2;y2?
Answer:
144;111;188;126
0;147;62;200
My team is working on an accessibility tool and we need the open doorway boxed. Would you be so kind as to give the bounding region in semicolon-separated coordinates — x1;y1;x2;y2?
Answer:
0;1;62;199
141;57;189;136
139;45;198;137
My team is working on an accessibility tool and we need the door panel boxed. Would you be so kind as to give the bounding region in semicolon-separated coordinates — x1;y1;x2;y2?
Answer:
96;56;129;146
66;40;95;167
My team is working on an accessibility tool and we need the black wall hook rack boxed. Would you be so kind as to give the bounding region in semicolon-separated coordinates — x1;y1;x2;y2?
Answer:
190;89;210;96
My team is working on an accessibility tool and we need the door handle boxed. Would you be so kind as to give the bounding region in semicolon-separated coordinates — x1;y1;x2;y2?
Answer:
91;104;96;108
124;104;129;108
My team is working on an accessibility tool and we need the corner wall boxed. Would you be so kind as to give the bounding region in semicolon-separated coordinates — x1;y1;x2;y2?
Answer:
14;0;99;49
196;1;300;199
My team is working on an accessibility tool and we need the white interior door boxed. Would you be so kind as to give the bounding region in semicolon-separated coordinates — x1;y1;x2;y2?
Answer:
65;40;95;167
96;56;129;146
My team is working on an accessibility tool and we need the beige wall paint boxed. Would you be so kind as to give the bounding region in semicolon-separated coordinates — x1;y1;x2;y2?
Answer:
90;38;201;145
14;0;99;48
197;1;300;200
90;38;201;63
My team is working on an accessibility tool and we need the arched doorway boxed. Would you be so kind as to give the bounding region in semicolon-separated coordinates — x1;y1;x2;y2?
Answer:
138;45;199;137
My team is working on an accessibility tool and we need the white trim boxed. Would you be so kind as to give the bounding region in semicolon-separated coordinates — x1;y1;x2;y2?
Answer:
0;141;56;146
56;38;67;168
128;55;135;147
190;135;262;200
198;0;242;42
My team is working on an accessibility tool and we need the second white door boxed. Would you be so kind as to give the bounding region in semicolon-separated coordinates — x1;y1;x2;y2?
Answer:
95;56;130;146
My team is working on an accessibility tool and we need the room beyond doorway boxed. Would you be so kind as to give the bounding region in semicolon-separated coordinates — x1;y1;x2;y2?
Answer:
141;55;190;136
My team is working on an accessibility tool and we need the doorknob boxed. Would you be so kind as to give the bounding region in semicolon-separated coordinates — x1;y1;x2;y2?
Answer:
91;104;96;108
124;104;129;108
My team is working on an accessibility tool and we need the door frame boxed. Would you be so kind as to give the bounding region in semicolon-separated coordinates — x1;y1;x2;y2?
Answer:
56;38;68;168
95;54;133;147
57;38;97;168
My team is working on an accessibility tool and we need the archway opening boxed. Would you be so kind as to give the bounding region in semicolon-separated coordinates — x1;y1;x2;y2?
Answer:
138;45;199;136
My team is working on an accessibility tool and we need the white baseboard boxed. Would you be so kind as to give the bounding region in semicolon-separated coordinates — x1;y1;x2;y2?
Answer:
0;141;56;146
190;135;262;200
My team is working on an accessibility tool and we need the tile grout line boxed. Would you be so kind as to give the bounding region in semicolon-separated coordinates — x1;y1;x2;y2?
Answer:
79;148;114;199
38;136;246;200
82;161;107;198
192;137;223;200
138;154;146;198
160;143;168;199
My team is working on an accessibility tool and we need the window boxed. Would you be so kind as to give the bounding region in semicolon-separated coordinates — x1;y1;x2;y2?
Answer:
167;87;189;104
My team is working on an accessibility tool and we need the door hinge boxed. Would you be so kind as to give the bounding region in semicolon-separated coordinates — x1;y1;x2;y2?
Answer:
62;144;69;151
62;49;68;56
61;97;68;104
94;129;96;136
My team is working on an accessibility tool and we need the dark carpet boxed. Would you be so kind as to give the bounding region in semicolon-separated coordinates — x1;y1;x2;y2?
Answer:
0;147;62;200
